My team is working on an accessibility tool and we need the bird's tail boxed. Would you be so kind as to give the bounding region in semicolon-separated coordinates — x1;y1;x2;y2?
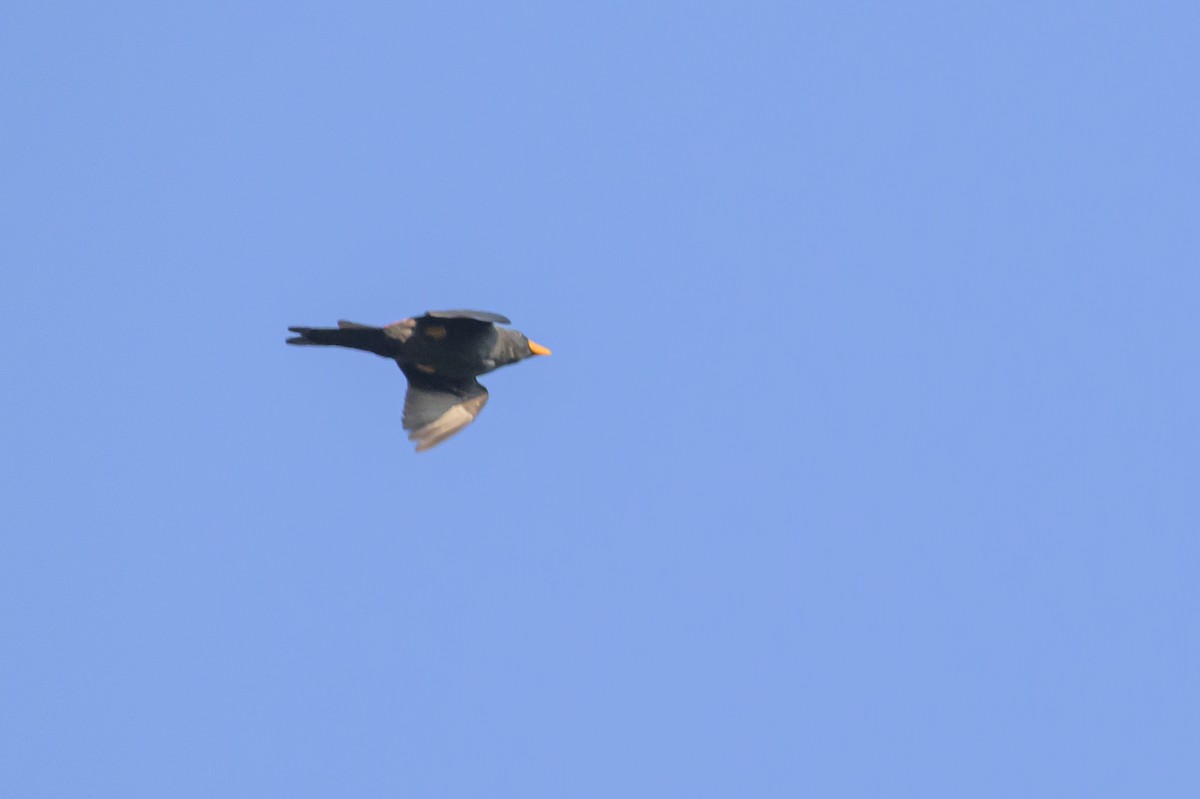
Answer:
286;320;392;355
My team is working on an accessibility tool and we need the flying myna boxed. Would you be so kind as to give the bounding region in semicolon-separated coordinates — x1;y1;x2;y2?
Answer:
287;310;551;451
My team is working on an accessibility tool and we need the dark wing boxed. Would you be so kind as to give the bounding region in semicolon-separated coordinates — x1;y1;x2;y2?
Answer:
400;367;489;452
413;311;501;353
424;309;511;325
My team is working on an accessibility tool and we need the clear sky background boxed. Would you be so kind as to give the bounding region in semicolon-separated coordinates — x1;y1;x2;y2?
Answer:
2;2;1197;796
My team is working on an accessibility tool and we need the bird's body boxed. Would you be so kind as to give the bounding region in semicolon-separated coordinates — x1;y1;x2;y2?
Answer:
287;310;550;451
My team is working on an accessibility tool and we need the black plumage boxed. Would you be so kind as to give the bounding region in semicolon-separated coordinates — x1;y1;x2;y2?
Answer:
287;310;550;451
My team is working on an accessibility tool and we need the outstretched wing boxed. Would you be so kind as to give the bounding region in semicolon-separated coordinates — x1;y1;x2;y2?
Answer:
399;367;489;452
411;310;502;355
424;309;511;325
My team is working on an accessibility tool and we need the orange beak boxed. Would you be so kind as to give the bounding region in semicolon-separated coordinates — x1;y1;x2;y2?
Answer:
528;339;552;356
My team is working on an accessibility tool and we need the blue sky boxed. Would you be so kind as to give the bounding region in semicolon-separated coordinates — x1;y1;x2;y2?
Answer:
2;1;1197;796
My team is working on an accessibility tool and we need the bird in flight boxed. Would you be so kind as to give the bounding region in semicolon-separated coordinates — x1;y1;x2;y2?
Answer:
287;309;550;451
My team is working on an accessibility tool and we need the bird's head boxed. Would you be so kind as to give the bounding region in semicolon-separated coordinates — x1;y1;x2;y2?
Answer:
495;328;552;366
